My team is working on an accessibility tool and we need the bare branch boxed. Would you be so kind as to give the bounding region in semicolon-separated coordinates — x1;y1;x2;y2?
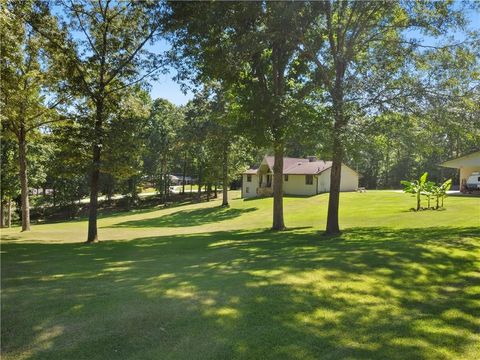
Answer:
104;66;161;95
24;95;72;132
69;0;101;58
27;117;66;132
104;23;161;87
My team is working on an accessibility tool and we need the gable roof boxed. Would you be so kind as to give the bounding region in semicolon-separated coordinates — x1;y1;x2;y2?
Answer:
243;156;339;175
264;156;309;171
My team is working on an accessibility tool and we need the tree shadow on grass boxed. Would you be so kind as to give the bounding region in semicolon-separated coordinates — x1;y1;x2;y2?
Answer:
108;206;258;228
1;226;479;359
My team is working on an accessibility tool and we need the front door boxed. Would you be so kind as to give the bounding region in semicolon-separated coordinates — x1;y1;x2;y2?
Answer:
267;175;271;187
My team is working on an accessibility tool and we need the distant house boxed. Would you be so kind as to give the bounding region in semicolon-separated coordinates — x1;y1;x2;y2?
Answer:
440;150;480;192
169;175;195;185
169;175;182;185
241;156;359;198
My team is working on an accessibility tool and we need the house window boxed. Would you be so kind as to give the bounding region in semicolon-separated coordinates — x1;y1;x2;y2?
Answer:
284;174;289;181
247;175;252;182
306;175;313;185
246;186;249;193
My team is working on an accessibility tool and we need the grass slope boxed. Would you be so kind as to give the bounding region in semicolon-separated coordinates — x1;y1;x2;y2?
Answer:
1;191;479;359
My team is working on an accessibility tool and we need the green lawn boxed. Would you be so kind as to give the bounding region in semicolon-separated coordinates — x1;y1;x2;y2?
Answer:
2;191;479;359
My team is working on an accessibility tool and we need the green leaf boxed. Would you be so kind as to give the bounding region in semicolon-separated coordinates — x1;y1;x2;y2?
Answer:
419;172;428;185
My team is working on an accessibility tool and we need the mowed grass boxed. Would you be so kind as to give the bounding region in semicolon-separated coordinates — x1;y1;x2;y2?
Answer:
1;191;479;359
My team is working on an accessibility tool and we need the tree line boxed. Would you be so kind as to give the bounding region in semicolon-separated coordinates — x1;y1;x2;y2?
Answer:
1;1;479;241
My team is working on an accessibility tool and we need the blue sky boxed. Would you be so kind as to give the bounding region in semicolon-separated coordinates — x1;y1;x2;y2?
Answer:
148;39;193;106
149;70;193;106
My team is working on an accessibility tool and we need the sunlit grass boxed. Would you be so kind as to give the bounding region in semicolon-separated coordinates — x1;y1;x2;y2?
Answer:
1;191;479;359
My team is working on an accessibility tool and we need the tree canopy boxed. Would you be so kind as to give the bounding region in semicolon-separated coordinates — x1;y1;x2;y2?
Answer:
1;0;478;239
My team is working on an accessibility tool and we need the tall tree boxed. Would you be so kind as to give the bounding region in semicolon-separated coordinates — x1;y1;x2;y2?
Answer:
102;89;151;205
300;1;469;234
1;4;65;231
26;1;165;242
182;89;215;201
208;85;253;207
0;135;20;228
46;118;90;216
143;98;183;200
167;1;318;230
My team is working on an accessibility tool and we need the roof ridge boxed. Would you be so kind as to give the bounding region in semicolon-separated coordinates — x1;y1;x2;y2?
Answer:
265;155;309;160
283;162;304;172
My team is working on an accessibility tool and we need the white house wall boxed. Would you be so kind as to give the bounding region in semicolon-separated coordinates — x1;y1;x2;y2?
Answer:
317;166;358;193
242;174;259;198
340;165;359;191
241;165;358;198
317;171;330;193
283;175;317;196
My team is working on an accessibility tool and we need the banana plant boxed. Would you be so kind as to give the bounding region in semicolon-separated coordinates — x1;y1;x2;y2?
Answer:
422;181;436;209
401;172;428;211
439;179;452;208
431;184;442;209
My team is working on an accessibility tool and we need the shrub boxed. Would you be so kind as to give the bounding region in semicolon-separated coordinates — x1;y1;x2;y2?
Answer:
401;173;452;211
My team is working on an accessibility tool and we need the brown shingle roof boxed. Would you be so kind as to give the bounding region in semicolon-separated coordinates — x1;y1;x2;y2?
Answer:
264;156;309;171
243;156;334;175
284;160;332;174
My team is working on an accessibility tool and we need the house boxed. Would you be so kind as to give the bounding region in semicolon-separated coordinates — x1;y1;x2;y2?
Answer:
241;156;359;198
169;175;195;186
440;150;480;192
169;175;182;185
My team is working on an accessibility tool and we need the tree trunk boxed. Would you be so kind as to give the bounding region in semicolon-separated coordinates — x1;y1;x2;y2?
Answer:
197;167;202;201
159;157;165;201
182;154;187;195
385;144;390;188
163;156;170;202
158;173;163;199
0;201;5;228
326;136;342;234
164;171;169;202
0;186;4;228
7;199;12;228
222;143;229;206
86;98;104;243
18;126;31;231
270;42;287;231
325;77;346;235
325;89;346;235
71;199;76;219
206;183;211;202
87;147;100;242
272;142;285;230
